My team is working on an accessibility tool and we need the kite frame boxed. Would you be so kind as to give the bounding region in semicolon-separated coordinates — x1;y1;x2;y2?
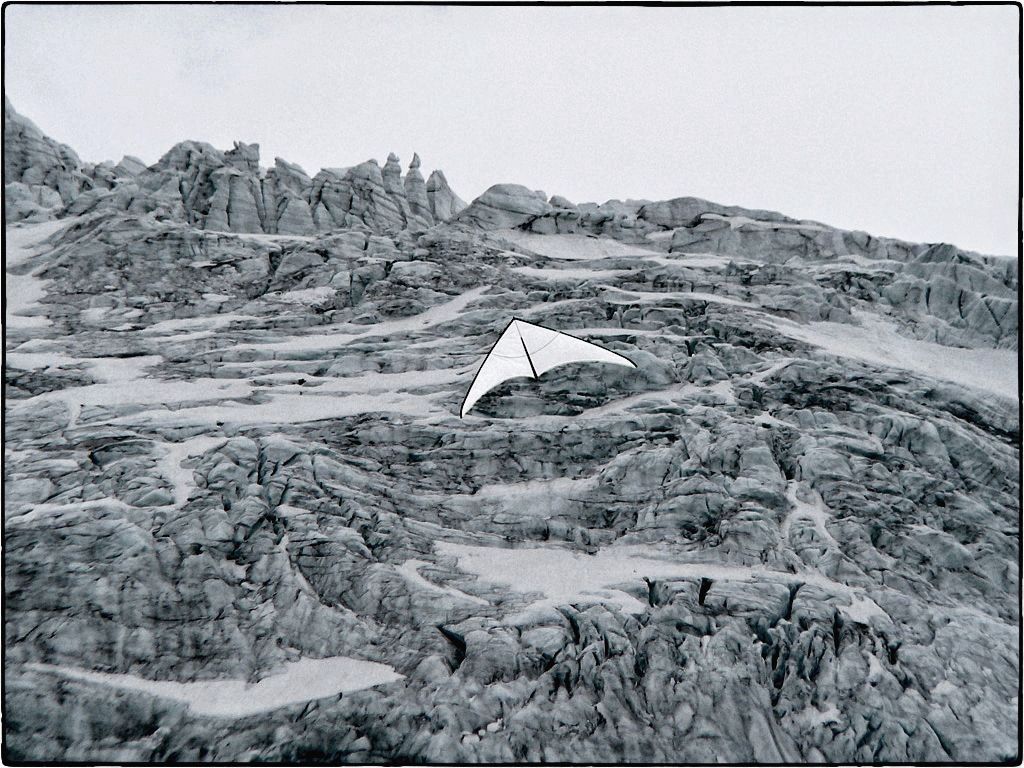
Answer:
459;317;638;418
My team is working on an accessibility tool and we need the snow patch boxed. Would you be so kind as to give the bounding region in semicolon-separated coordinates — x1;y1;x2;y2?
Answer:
395;560;489;605
6;351;83;371
512;265;629;281
645;253;749;269
5;271;52;328
27;656;402;718
5;218;79;267
271;286;337;304
141;314;255;335
701;213;827;232
5;219;81;329
603;285;761;309
224;286;488;355
158;437;227;507
83;355;164;384
782;481;838;548
18;375;252;411
6;498;133;527
437;542;887;624
500;231;662;261
769;312;1018;400
123;391;442;428
78;307;109;324
204;230;316;244
449;476;602;519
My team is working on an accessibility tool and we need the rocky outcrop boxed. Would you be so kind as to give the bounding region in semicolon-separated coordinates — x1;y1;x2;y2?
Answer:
74;145;460;236
263;158;316;235
382;152;414;227
404;153;432;224
310;160;403;232
204;167;266;233
3;100;466;235
668;213;915;261
520;198;653;241
426;169;467;222
4;98;92;221
114;155;147;177
137;140;230;225
269;157;311;194
455;183;552;229
519;196;805;243
667;214;1018;348
640;196;799;229
224;141;260;173
4;182;64;223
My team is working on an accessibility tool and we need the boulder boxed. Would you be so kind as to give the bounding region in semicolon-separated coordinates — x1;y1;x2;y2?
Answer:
455;183;552;229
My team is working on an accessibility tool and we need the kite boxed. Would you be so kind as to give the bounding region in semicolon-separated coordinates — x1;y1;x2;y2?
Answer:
460;318;637;417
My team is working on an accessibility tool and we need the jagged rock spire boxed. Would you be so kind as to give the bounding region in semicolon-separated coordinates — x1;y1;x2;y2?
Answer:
426;169;467;222
3;100;471;232
404;152;431;225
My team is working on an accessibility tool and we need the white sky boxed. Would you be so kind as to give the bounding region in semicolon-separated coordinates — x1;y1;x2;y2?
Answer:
4;4;1019;255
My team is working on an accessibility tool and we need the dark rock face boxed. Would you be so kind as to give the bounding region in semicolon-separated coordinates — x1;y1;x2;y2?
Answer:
3;103;1019;763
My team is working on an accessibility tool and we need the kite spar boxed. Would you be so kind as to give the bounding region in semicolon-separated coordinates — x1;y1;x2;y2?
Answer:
460;319;636;417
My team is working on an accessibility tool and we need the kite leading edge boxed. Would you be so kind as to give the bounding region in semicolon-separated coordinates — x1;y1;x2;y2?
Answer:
460;319;637;417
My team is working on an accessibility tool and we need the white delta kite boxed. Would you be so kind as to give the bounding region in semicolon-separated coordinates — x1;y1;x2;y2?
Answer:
460;318;637;417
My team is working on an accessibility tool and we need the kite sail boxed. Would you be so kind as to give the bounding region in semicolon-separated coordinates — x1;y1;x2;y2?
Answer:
460;318;636;417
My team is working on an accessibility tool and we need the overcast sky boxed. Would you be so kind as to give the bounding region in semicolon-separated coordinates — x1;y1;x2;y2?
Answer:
4;4;1019;255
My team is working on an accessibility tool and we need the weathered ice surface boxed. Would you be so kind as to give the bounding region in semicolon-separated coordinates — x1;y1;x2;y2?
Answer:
3;103;1020;763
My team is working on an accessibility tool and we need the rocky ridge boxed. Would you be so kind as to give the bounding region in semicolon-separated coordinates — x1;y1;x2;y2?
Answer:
3;102;1020;763
4;100;467;236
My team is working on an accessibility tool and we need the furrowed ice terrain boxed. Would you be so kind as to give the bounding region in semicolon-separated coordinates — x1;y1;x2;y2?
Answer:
3;98;1020;762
